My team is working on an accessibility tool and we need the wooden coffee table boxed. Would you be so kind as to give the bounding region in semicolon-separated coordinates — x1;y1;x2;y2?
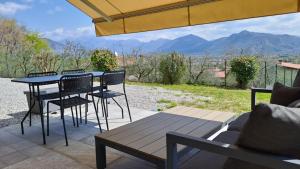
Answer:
95;106;234;169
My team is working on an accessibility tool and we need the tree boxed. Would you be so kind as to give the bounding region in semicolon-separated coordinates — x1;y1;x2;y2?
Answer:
128;49;154;82
159;52;187;84
15;33;49;75
24;33;61;73
62;41;90;69
0;18;26;77
188;56;209;84
230;56;259;89
32;50;61;72
91;49;118;71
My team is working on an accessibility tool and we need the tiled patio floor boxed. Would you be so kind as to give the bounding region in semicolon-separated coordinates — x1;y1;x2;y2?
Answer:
0;105;158;169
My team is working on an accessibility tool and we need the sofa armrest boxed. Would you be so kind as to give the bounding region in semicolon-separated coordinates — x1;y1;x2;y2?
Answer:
251;87;273;93
166;132;300;169
251;88;272;110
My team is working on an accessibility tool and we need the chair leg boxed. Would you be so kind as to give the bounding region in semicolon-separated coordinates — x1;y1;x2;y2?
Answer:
97;98;103;117
85;94;89;124
70;107;75;127
101;99;109;131
75;106;79;127
79;105;82;124
124;94;132;122
61;108;68;146
92;96;102;132
29;106;32;127
112;98;124;119
21;100;35;134
105;99;109;117
47;102;50;136
78;94;82;124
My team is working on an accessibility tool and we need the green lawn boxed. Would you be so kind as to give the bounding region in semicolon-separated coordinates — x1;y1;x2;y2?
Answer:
128;82;271;114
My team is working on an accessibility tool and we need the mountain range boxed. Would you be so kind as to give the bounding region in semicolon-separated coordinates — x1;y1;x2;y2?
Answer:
46;30;300;57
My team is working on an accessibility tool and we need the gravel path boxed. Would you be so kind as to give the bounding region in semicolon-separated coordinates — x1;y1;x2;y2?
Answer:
0;78;209;128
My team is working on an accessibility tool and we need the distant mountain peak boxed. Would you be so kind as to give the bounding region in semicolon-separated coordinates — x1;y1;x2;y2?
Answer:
231;30;253;37
240;30;251;34
177;34;207;41
47;31;300;56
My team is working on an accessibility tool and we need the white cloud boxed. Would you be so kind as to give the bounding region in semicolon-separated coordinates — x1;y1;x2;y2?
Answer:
47;6;63;15
22;0;48;4
0;2;30;15
22;0;34;3
42;26;95;41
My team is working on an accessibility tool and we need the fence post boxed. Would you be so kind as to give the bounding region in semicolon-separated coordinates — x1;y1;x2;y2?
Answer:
122;55;126;68
153;56;157;82
224;59;227;87
189;56;192;82
275;64;278;82
291;69;293;87
284;67;286;86
264;61;267;88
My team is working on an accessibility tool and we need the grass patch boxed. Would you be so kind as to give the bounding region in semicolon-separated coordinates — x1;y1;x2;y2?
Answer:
157;99;177;111
158;99;172;104
128;82;271;114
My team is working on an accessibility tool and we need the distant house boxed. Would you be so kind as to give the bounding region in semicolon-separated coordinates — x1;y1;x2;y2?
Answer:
278;61;300;70
208;68;226;79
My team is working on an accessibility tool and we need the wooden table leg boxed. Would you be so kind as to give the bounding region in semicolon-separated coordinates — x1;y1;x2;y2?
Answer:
96;140;106;169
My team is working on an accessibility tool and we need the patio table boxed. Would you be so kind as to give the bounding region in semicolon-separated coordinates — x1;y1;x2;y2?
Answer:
11;71;103;144
95;106;234;169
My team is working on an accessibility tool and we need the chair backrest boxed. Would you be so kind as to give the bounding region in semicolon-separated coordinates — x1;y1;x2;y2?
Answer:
101;70;125;86
59;73;93;96
27;71;58;78
61;69;85;75
293;70;300;87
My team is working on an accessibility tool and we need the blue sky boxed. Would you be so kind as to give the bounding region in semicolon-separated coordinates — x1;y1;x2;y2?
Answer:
2;0;300;42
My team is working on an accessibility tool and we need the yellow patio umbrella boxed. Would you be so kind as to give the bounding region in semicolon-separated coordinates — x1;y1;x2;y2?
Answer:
68;0;300;36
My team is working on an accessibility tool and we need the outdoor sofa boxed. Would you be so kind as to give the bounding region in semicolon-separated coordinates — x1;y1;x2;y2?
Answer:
166;71;300;169
167;105;300;169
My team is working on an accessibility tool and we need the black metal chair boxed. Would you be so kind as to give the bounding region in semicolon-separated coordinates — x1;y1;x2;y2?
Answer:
61;69;85;75
47;73;102;146
61;69;86;125
22;71;59;130
90;70;132;131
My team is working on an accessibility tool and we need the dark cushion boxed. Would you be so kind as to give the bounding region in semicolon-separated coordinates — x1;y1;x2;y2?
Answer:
223;104;300;169
293;70;300;87
227;112;250;132
270;82;300;106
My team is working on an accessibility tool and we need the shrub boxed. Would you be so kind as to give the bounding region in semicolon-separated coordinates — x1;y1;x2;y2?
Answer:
230;56;259;89
159;52;187;84
91;49;118;71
